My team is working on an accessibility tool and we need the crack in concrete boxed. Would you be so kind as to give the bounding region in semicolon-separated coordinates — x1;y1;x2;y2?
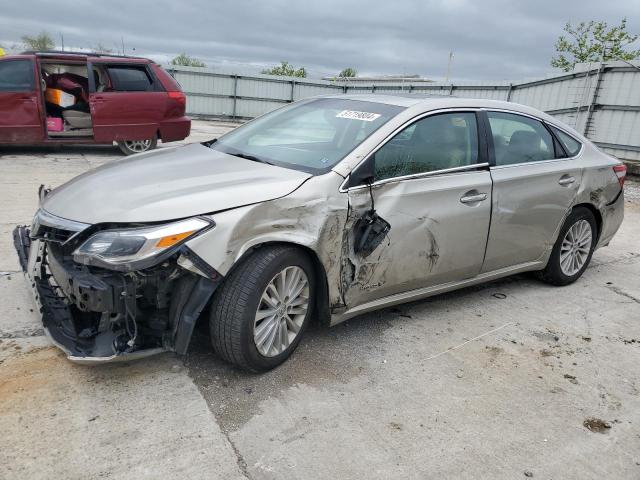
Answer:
606;285;640;304
184;363;253;479
424;322;517;361
225;435;252;480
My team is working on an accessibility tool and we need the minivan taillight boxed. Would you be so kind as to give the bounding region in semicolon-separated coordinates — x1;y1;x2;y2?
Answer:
167;91;186;106
613;164;627;188
165;91;186;117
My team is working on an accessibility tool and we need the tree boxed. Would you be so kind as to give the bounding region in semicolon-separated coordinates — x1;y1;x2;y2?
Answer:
261;61;307;78
551;18;640;71
338;67;357;78
93;43;113;54
170;53;206;68
21;31;55;51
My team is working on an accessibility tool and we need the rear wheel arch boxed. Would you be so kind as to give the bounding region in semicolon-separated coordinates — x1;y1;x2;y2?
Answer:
572;203;602;241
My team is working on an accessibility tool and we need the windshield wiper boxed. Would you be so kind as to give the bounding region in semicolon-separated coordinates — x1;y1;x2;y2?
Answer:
228;152;275;166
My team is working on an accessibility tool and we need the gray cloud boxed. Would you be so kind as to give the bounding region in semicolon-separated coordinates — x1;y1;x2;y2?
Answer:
1;0;638;80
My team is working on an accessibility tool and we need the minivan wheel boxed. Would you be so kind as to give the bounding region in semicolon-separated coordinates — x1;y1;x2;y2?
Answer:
209;246;315;372
117;135;158;155
538;207;597;286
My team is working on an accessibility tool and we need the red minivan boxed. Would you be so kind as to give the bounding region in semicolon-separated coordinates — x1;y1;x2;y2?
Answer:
0;51;190;155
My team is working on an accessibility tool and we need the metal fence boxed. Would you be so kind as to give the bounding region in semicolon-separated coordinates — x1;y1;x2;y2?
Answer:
166;62;640;163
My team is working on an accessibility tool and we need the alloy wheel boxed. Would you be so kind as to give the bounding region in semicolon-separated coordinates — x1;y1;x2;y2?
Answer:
559;219;592;276
254;266;309;357
124;139;152;153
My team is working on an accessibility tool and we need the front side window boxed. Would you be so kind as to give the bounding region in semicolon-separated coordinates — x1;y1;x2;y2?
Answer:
550;125;582;157
0;60;35;92
106;65;154;91
373;112;479;181
488;111;555;166
211;98;403;174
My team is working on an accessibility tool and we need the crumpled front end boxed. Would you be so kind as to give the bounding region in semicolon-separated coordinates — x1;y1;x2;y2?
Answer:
13;210;222;364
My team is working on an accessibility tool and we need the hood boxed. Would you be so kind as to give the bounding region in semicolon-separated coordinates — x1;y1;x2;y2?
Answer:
42;143;312;224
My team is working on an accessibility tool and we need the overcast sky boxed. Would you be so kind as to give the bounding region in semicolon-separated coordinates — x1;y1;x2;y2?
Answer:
1;0;638;81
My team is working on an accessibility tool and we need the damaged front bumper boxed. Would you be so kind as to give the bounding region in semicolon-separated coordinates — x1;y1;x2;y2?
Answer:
13;223;221;364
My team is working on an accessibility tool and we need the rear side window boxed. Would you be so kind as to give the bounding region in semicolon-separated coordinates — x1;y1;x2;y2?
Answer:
0;60;35;92
488;112;554;166
374;112;479;181
550;126;582;157
106;65;154;91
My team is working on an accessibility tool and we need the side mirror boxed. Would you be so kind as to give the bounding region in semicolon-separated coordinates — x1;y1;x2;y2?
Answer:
201;138;217;147
345;157;375;189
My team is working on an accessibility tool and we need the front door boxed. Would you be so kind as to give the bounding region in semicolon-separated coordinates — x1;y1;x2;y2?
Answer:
0;58;44;143
88;61;165;143
341;111;492;308
481;110;581;272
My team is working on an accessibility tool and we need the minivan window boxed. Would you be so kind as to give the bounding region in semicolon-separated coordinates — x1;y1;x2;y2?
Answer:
374;112;479;181
211;98;404;174
0;60;34;92
488;111;554;166
550;125;582;157
106;66;154;91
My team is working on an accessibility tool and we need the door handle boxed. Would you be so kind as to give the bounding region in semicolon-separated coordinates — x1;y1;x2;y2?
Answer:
460;192;488;204
558;176;575;186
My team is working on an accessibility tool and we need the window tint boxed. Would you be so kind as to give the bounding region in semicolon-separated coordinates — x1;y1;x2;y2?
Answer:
0;60;34;92
106;66;153;91
374;112;479;181
550;126;582;156
488;112;554;166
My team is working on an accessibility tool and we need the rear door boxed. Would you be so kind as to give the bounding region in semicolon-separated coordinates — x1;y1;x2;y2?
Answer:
0;58;44;143
88;61;165;142
481;110;581;273
342;110;493;308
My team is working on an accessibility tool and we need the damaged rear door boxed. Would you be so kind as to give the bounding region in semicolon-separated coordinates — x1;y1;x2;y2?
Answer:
481;110;582;272
340;110;492;308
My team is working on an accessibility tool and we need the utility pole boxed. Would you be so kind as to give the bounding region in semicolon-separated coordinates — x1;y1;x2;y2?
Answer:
60;32;64;51
121;37;125;56
445;51;454;83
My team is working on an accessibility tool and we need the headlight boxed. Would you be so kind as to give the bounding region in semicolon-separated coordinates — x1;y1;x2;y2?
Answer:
73;217;213;270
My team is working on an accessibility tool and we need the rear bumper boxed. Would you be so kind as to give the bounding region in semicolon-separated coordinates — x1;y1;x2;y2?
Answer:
159;116;191;142
13;225;218;364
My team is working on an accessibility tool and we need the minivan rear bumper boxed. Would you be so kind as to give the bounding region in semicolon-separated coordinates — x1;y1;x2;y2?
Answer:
160;116;191;142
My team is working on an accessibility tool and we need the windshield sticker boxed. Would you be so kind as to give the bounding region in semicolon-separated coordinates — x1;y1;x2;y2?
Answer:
336;110;381;122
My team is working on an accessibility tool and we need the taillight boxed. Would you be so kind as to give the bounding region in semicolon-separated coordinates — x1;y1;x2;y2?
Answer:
167;91;186;105
613;164;626;188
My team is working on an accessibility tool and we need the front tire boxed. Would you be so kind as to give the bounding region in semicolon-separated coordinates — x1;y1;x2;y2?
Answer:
209;246;315;372
117;135;158;155
538;207;597;286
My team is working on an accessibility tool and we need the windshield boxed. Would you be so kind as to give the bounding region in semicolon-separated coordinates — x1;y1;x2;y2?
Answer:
210;98;404;174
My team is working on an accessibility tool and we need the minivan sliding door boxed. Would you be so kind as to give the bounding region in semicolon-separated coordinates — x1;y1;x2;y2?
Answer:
88;60;165;143
0;59;44;143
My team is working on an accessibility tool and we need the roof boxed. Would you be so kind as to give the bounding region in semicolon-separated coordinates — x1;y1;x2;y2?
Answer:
324;94;560;120
14;50;152;63
322;93;447;107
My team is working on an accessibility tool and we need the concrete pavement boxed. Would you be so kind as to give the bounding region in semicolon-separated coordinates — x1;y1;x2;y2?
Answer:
1;122;639;479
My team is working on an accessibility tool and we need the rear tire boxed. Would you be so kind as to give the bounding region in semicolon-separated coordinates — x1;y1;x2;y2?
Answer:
538;207;597;286
117;135;158;155
209;246;315;372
